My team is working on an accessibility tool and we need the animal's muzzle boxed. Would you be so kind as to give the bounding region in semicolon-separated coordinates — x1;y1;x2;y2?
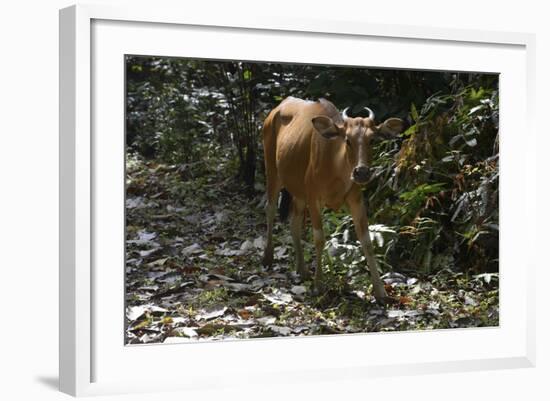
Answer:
352;166;370;184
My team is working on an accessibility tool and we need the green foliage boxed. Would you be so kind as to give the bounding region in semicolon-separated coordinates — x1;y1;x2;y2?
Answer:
364;84;499;274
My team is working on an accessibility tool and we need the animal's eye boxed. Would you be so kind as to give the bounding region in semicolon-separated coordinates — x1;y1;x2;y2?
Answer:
345;138;351;147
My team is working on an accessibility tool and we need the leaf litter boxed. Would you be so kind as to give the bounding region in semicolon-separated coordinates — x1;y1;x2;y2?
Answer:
125;158;499;344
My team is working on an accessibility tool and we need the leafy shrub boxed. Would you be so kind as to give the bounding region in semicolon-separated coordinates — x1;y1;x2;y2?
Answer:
365;85;499;274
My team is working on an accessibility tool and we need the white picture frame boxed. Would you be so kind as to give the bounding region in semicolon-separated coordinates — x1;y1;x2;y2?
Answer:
59;3;536;397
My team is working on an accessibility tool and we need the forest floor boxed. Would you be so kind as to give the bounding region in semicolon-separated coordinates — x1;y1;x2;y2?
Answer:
125;156;499;344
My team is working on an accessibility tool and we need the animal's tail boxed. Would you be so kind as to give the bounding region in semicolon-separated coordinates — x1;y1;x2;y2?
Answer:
278;189;292;223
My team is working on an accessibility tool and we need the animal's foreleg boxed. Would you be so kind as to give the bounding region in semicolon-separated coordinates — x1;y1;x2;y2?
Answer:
347;189;389;302
360;227;388;301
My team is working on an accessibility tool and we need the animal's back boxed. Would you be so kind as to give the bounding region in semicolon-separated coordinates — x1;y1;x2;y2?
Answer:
271;97;342;201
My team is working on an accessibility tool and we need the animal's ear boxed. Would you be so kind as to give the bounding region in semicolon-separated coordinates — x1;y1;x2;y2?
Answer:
375;117;406;139
312;115;341;139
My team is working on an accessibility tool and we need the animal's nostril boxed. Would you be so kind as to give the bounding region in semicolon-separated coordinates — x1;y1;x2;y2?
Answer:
353;166;369;181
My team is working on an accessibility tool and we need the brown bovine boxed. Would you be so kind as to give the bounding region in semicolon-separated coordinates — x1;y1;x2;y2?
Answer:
261;97;405;302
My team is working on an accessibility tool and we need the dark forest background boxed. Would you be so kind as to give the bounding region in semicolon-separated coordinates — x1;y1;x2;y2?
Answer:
124;56;499;343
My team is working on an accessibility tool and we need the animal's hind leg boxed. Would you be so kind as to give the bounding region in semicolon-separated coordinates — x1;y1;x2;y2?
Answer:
261;109;280;267
309;200;325;292
290;198;308;279
262;179;281;267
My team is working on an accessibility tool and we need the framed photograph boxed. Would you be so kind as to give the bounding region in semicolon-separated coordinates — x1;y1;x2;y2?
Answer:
59;4;536;396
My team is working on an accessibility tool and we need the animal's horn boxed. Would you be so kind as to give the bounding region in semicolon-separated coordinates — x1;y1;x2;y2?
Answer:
364;107;375;120
342;107;350;120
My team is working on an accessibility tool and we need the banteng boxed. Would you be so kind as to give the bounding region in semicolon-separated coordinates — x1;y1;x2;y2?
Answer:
262;97;405;302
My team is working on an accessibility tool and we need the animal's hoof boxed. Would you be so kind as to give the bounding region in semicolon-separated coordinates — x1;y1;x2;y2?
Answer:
374;295;396;306
298;269;311;281
262;252;273;267
312;281;323;296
